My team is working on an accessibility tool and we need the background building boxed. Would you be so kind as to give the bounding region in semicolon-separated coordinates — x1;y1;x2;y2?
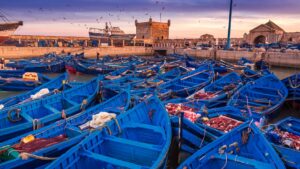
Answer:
244;20;300;45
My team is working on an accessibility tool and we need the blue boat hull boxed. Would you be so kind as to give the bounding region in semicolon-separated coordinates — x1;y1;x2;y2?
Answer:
45;96;171;169
0;89;130;169
178;122;285;169
0;78;99;142
265;117;300;169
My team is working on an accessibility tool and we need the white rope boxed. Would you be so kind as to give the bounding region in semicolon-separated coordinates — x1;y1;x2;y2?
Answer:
288;76;300;89
221;153;228;169
20;152;57;160
199;127;206;149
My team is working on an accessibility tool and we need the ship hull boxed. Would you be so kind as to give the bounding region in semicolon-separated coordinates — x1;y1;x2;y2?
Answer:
0;21;23;44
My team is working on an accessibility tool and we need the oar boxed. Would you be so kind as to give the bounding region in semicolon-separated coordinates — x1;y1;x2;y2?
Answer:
180;69;209;81
246;105;267;112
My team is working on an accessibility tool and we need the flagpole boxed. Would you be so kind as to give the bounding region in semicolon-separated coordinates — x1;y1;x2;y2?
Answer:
160;12;161;22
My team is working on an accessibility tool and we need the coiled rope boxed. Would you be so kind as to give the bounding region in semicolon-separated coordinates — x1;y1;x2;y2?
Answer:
7;108;22;122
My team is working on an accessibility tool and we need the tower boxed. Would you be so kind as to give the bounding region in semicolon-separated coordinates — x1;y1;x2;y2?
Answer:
135;18;171;43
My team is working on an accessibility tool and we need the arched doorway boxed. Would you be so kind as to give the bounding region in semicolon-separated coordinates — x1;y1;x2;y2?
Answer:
254;35;266;45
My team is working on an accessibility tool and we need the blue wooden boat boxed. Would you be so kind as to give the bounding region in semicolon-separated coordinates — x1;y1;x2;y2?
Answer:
103;75;144;89
0;73;69;109
186;60;201;68
240;68;263;82
129;66;191;105
238;57;253;65
24;59;65;73
0;72;51;91
72;59;125;75
157;66;189;81
282;73;300;101
130;67;189;97
0;69;25;78
102;65;135;81
237;57;255;70
102;61;182;95
0;78;99;142
158;64;214;98
5;60;33;69
178;122;286;169
273;117;300;136
227;74;288;120
46;96;171;169
186;59;229;76
187;72;243;108
0;88;130;169
4;54;64;73
135;64;161;78
240;67;271;82
265;117;300;169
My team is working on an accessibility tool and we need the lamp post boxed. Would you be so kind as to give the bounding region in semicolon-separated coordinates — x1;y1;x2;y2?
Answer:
225;0;233;50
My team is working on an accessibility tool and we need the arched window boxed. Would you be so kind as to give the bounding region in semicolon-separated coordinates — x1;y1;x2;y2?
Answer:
289;37;293;42
161;36;164;40
142;35;144;39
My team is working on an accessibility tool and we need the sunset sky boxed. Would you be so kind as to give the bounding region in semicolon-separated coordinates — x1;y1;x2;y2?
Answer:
1;0;300;38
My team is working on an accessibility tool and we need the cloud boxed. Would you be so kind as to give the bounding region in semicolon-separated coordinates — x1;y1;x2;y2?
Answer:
1;0;299;14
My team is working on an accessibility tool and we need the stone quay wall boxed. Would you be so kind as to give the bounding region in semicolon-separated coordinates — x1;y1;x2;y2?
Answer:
0;45;299;68
0;46;153;59
174;48;300;68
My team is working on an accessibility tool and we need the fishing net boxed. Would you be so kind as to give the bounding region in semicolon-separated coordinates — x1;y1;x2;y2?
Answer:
201;115;243;133
268;128;300;150
11;134;67;153
165;103;200;122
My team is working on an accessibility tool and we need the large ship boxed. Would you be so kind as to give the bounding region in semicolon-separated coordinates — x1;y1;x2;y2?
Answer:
89;22;135;46
0;13;23;44
89;22;126;39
